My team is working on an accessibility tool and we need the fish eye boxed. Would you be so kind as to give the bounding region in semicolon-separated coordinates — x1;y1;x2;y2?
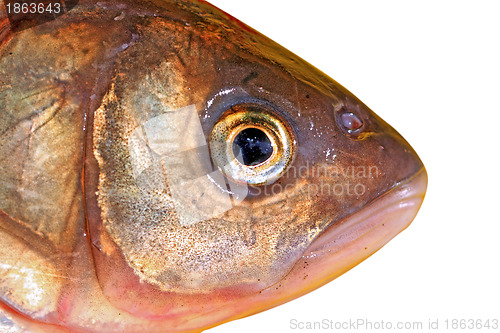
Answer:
210;103;294;185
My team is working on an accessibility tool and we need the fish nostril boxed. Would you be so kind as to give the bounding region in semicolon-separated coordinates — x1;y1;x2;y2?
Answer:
335;106;366;138
340;112;363;132
232;128;274;166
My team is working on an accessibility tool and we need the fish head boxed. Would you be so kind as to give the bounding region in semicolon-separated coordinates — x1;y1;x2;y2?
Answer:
0;0;426;331
84;1;427;330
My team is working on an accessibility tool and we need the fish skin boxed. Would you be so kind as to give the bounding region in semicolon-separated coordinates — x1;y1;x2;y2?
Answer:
0;0;427;332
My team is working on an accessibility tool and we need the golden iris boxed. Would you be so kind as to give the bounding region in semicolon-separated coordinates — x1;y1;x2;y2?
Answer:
210;104;294;185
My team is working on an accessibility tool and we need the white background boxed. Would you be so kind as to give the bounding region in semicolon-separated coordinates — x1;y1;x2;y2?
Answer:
205;1;500;333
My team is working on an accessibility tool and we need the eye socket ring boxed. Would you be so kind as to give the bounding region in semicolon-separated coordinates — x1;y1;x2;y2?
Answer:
209;104;294;185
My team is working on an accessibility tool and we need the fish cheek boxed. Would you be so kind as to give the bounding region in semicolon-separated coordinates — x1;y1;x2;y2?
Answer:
85;81;321;324
84;46;281;321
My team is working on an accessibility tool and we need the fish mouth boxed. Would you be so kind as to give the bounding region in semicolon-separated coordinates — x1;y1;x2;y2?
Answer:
214;168;428;326
284;168;428;295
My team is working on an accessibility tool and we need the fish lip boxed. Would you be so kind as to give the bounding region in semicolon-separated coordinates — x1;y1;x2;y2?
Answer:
296;168;428;287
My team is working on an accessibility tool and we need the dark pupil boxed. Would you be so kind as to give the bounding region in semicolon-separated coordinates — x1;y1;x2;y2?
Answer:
232;128;273;166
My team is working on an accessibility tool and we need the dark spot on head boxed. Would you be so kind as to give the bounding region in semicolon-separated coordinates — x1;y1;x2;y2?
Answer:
306;94;310;99
242;71;259;84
